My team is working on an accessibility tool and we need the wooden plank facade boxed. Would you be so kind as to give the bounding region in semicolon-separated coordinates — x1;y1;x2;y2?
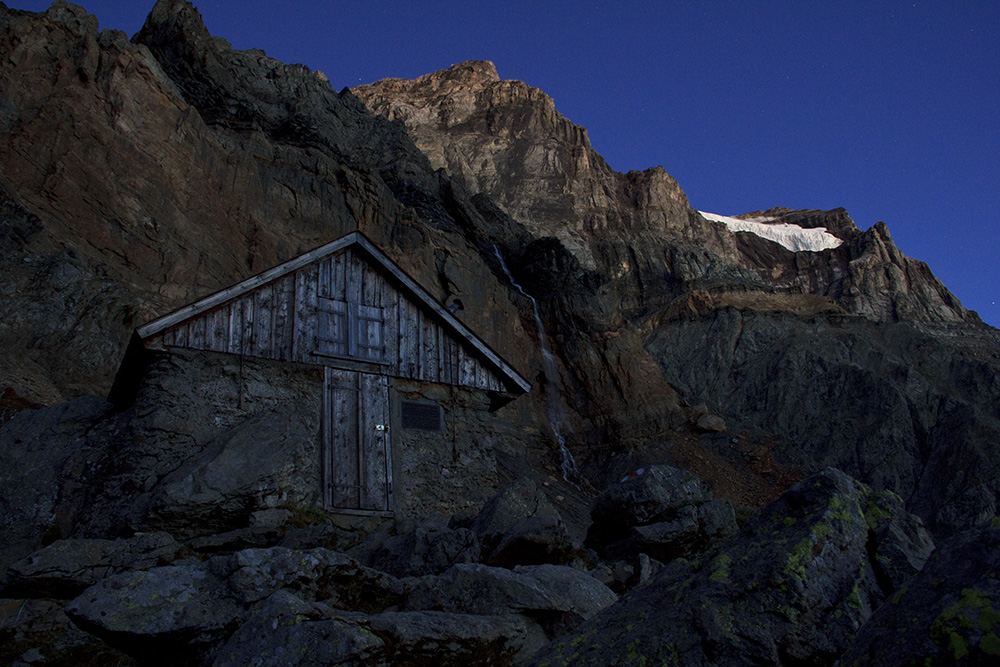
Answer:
144;245;515;393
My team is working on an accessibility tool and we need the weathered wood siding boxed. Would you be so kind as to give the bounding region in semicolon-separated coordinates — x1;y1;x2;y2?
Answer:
151;248;506;392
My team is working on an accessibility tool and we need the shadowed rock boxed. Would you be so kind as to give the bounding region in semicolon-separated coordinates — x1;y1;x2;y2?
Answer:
528;468;934;666
839;520;1000;666
486;513;581;568
210;590;384;667
64;547;403;664
0;397;115;572
403;562;616;656
3;532;180;599
349;514;481;577
586;465;736;562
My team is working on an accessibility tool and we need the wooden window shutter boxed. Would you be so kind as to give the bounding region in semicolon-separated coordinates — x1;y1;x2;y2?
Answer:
316;298;349;356
316;298;384;362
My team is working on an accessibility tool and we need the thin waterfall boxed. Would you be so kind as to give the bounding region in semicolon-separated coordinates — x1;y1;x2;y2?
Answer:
493;245;583;486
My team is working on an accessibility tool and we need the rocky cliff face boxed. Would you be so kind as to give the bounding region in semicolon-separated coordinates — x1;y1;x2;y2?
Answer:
357;61;698;272
356;60;1000;536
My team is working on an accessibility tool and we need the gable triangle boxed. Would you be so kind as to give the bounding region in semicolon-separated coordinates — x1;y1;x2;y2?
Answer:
135;232;530;394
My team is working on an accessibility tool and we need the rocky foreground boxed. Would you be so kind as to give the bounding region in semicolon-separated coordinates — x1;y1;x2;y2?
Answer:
4;463;1000;665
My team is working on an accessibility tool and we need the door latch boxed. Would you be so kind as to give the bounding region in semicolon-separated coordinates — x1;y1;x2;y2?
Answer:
375;424;387;432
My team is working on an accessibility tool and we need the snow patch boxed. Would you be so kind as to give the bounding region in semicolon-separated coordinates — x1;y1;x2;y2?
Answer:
699;211;843;252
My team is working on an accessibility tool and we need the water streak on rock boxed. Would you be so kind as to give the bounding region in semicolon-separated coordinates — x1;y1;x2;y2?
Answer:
493;245;583;487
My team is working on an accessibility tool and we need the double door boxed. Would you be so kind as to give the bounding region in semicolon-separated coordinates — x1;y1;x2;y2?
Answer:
322;368;392;513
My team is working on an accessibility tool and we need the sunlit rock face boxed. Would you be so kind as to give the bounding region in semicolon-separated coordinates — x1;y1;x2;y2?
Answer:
356;62;975;327
356;61;728;280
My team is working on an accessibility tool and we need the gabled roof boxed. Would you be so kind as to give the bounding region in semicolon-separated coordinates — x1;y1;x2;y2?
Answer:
136;231;531;394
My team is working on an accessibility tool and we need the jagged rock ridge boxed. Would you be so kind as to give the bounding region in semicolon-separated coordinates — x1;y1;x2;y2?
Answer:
355;61;976;326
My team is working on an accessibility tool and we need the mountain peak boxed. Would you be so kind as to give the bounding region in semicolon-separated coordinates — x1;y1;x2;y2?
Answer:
438;60;500;84
42;1;98;36
360;60;502;99
141;0;215;44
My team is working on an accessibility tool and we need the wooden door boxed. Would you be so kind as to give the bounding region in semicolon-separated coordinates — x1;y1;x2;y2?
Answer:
322;368;393;513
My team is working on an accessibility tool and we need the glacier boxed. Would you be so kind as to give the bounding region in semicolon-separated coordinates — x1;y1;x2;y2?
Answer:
699;211;844;252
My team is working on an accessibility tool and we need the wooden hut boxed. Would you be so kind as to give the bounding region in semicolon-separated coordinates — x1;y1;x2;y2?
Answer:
112;231;530;518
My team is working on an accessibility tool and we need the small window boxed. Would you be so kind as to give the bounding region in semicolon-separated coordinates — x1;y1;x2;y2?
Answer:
317;298;384;361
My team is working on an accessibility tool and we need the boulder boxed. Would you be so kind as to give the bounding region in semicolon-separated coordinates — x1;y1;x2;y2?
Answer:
632;552;665;587
349;514;480;577
3;532;180;598
65;563;244;663
589;465;710;536
467;477;583;568
214;593;529;667
403;562;616;653
696;412;727;433
528;468;934;666
626;505;699;559
621;498;738;562
698;496;739;536
0;597;132;667
587;559;637;593
865;489;936;592
146;407;321;537
839;520;1000;665
403;562;614;617
485;513;581;568
471;477;562;555
589;552;669;594
587;465;735;561
62;544;606;664
212;547;404;612
211;590;384;667
65;546;404;663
